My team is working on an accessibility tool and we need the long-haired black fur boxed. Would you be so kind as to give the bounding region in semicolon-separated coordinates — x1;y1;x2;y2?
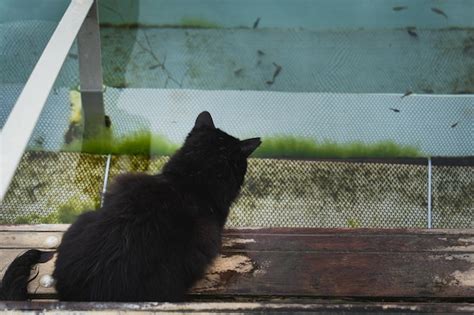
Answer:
1;111;260;302
0;250;54;300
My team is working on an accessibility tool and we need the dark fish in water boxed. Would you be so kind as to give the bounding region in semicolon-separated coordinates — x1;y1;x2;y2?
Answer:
266;62;282;85
149;64;160;70
34;136;45;146
393;6;408;11
451;122;459;128
68;53;78;59
401;90;413;98
234;68;243;76
431;7;448;19
257;50;265;56
104;115;112;128
253;17;261;29
406;27;418;38
389;108;400;113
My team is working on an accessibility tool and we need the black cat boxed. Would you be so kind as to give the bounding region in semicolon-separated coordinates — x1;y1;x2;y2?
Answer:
0;111;261;301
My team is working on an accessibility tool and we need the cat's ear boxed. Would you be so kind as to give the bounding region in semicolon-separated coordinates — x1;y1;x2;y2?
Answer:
240;138;261;157
194;111;215;129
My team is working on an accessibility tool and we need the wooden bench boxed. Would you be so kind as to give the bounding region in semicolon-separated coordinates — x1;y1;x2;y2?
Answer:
1;225;474;313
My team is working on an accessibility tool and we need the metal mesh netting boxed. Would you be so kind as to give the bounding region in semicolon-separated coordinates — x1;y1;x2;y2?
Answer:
0;20;59;127
1;152;472;228
1;1;473;228
99;26;474;94
431;162;474;228
17;87;473;156
0;152;106;224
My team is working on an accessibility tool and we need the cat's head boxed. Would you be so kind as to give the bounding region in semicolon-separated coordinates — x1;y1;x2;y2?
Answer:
163;111;261;213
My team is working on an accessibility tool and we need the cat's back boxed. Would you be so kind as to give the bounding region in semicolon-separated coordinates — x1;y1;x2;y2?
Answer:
105;172;181;214
54;172;217;301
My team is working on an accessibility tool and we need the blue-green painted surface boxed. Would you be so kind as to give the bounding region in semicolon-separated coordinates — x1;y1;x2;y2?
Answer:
98;0;474;29
0;0;473;156
0;0;69;23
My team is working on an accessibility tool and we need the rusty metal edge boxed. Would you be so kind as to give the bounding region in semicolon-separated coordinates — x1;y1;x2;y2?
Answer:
1;301;474;313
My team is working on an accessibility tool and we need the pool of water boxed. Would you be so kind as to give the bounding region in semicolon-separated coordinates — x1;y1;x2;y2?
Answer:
0;0;473;157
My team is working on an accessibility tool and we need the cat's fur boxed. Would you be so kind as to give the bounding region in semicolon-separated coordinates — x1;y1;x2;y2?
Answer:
0;111;261;302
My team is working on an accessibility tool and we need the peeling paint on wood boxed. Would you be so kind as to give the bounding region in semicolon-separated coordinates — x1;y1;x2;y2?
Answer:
452;269;474;286
194;254;256;292
222;237;256;247
1;226;473;300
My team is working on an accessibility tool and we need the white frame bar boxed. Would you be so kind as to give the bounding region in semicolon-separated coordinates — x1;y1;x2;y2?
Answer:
0;0;94;200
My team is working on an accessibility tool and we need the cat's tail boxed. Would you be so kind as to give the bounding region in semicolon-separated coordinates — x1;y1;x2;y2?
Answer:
0;250;54;300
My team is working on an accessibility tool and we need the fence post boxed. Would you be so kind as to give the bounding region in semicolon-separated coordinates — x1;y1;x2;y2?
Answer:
427;157;432;229
77;0;106;140
101;154;112;206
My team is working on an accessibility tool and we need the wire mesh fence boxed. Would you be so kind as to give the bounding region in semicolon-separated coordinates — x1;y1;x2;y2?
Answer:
431;158;474;228
1;1;473;229
1;152;472;228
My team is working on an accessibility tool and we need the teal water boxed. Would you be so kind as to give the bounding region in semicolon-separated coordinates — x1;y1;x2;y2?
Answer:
0;0;472;156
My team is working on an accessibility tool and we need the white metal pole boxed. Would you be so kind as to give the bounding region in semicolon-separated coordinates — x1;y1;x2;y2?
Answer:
0;0;94;200
427;157;432;229
101;154;112;206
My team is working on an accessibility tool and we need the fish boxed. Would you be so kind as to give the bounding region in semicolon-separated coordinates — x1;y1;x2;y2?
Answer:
406;27;418;38
68;53;78;59
253;17;261;29
149;64;160;70
234;68;243;76
257;50;265;56
451;122;459;128
104;115;112;128
389;108;400;113
266;62;282;85
393;6;408;11
431;7;448;19
401;90;413;98
34;136;45;146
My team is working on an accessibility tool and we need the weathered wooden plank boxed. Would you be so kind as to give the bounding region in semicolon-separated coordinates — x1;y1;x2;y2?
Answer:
0;225;69;232
1;301;474;314
1;227;473;299
3;249;469;297
0;232;63;249
222;234;474;252
3;228;474;252
195;252;474;298
2;225;474;234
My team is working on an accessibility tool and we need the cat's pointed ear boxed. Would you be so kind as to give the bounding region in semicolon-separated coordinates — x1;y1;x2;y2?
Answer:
194;111;215;129
240;138;261;157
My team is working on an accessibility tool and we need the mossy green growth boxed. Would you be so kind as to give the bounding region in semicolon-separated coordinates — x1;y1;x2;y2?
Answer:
252;136;423;158
13;212;58;224
180;17;221;29
63;130;179;156
347;218;361;228
11;197;97;224
64;132;422;159
57;197;97;223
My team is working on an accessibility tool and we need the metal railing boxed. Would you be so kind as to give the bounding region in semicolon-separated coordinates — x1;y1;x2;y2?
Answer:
0;0;104;200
